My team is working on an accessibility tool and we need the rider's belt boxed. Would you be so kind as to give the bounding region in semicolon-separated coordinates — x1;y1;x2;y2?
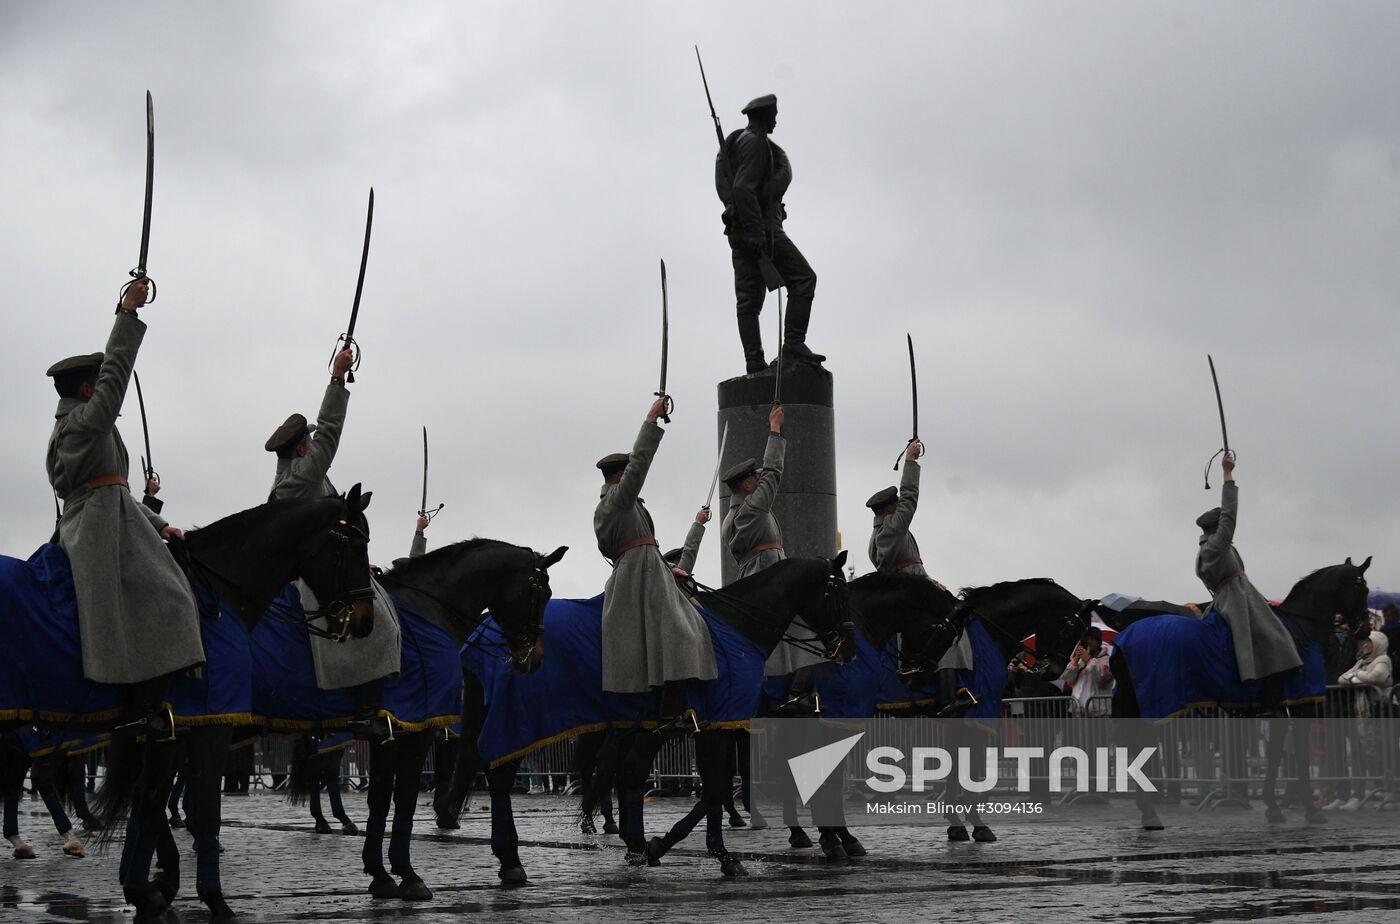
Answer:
896;557;924;571
57;475;129;500
742;542;784;562
613;538;658;559
1212;569;1246;594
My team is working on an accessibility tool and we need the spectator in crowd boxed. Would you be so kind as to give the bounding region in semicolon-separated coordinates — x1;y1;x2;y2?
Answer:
1338;629;1393;794
1059;627;1113;717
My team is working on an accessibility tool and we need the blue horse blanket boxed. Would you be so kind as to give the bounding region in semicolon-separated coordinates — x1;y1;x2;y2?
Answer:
461;595;766;767
756;619;1007;721
1115;611;1323;719
251;586;460;732
0;544;250;727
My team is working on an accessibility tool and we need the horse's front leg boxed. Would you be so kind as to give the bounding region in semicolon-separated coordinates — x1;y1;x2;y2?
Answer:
120;740;180;924
617;731;662;863
489;761;526;883
361;739;398;899
183;726;236;923
644;732;742;875
1295;708;1325;824
387;732;433;900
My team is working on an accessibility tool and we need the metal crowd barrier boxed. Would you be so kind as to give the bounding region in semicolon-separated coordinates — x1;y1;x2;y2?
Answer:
205;684;1399;810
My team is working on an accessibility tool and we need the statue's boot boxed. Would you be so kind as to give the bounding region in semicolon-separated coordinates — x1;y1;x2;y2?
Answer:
782;296;825;364
737;314;767;373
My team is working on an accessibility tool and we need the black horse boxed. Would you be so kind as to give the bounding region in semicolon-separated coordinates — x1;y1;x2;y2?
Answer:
92;487;376;923
558;554;857;879
324;537;568;901
1110;557;1372;829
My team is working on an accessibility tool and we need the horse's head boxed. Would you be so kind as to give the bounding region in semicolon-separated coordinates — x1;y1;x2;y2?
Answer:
1298;556;1373;640
807;551;856;665
293;484;375;640
952;578;1093;679
878;578;962;691
492;545;567;675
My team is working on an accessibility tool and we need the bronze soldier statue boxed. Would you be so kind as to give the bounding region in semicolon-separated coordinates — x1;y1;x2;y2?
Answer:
716;94;823;374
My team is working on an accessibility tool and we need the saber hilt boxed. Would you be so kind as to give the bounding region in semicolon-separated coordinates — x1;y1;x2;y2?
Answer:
330;336;362;383
139;455;163;514
417;502;445;524
892;436;923;471
654;391;674;423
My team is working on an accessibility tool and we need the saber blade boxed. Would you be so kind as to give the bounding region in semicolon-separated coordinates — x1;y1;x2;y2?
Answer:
337;188;374;383
908;333;919;439
655;258;671;422
135;90;154;277
704;421;731;510
420;426;429;514
1208;354;1229;453
132;368;162;512
773;291;784;407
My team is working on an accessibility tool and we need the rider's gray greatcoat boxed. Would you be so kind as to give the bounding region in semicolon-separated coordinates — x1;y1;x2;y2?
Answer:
677;521;705;575
596;422;717;694
269;380;348;501
1196;481;1302;681
47;312;203;684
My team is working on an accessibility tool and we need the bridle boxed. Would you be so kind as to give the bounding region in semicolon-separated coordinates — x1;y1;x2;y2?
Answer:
457;556;552;669
296;518;374;642
683;565;854;662
950;595;1096;678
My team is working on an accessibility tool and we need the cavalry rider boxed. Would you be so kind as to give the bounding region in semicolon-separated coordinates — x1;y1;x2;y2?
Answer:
264;348;397;732
664;507;712;577
1196;451;1302;711
866;439;973;672
721;405;818;678
595;396;717;720
45;277;203;724
716;93;823;373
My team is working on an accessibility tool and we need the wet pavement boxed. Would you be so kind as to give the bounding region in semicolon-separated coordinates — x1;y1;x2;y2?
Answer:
2;789;1398;922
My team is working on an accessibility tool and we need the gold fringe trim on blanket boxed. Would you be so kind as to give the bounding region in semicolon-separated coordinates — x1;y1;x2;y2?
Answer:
172;712;256;727
254;711;460;735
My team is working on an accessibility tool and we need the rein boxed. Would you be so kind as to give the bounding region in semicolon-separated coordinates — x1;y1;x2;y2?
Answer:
392;557;550;669
682;572;852;661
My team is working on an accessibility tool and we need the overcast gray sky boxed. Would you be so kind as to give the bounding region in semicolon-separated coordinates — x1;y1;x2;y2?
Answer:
3;1;1397;605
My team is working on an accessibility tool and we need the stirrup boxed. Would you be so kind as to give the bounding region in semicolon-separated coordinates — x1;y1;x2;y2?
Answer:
774;693;821;717
115;704;181;742
654;709;702;736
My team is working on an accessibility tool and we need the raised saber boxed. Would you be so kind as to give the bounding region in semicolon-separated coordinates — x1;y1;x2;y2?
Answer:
1204;354;1231;489
703;421;731;510
132;369;161;513
773;291;783;408
894;333;923;469
694;46;783;292
418;426;444;522
655;258;673;423
331;187;373;383
118;91;157;310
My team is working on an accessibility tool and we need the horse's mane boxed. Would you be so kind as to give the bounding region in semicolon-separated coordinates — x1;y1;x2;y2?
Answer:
958;577;1060;603
720;556;829;597
381;537;527;581
188;497;331;541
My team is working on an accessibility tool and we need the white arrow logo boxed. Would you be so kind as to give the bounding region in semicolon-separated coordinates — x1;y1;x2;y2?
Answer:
788;732;865;804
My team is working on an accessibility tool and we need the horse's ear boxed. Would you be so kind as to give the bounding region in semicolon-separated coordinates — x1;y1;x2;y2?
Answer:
1346;557;1353;566
359;491;372;511
833;550;848;570
1359;555;1372;574
345;483;362;511
541;545;568;568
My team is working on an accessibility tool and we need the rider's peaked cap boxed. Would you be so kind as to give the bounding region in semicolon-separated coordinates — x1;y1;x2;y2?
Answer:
265;414;315;453
866;486;898;510
46;353;105;378
1196;507;1222;532
742;94;777;114
596;452;630;471
721;458;759;486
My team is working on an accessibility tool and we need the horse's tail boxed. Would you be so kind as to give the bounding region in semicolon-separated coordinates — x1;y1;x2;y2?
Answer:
576;730;619;827
91;735;179;846
285;735;318;806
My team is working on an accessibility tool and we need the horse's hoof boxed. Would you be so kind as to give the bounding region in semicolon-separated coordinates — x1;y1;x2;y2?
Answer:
1266;807;1287;825
838;835;867;857
198;889;236;923
818;833;849;861
602;820;620;835
125;885;169;924
13;843;35;859
1141;809;1165;831
498;865;528;886
397;876;433;901
720;856;748;877
748;810;769;830
340;821;359;835
788;828;813;849
368;873;400;899
645;837;666;866
63;840;85;858
728;814;748;828
152;870;179;903
972;826;997;843
313;819;333;834
625;850;649;867
947;825;970;842
579;816;597;834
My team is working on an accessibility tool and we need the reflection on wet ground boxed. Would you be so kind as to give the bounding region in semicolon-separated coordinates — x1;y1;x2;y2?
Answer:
1;793;1397;922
